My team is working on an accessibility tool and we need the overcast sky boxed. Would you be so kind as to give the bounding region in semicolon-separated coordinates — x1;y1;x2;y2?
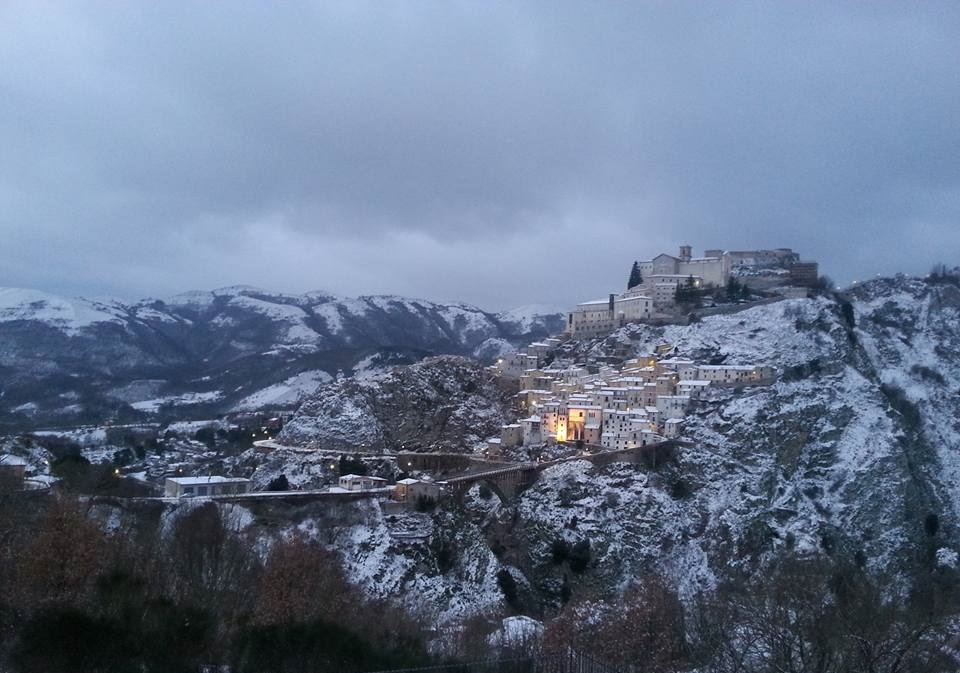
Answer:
2;2;958;310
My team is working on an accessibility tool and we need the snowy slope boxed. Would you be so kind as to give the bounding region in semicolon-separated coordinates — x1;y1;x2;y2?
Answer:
510;277;960;607
279;356;510;451
0;285;563;428
0;288;127;334
289;276;959;620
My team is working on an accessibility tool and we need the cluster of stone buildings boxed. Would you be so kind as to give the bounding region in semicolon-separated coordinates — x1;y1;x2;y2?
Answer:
566;245;818;338
495;337;566;378
490;346;774;454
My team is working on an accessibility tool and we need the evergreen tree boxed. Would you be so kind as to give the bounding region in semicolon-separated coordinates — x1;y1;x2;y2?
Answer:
675;275;699;304
726;277;746;300
627;261;642;289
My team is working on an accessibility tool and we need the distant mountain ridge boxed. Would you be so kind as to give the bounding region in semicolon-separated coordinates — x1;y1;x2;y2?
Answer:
0;285;565;429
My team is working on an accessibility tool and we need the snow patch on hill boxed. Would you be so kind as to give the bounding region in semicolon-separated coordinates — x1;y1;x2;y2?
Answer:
132;391;223;413
232;370;333;411
0;287;126;333
498;304;566;333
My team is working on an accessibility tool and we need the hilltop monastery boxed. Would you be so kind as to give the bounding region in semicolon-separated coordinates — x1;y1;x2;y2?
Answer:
567;245;812;338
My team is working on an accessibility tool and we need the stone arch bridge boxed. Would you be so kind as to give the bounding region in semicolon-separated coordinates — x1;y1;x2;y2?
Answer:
440;440;684;503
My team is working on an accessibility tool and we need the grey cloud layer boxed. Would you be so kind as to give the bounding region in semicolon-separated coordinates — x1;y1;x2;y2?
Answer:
1;2;958;308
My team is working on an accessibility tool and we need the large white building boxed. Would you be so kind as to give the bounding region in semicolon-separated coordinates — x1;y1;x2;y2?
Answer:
637;245;732;291
567;293;654;338
567;245;734;336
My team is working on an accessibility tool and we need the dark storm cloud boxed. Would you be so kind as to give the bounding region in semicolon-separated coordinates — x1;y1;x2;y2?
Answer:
1;1;958;308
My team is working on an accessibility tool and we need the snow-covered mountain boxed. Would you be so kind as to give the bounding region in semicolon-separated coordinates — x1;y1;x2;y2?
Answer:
511;275;960;606
0;285;564;429
251;274;960;622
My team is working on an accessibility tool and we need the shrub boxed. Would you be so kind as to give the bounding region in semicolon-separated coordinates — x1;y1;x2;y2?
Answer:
267;474;289;491
496;569;519;608
413;496;436;512
560;575;572;605
550;538;570;564
925;513;940;537
569;539;591;574
232;618;418;673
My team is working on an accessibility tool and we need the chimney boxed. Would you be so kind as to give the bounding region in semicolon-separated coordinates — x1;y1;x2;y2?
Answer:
608;294;615;313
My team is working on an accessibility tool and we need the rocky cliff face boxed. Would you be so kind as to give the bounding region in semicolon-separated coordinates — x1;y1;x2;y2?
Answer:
512;276;960;608
0;286;562;429
278;276;959;623
278;356;512;451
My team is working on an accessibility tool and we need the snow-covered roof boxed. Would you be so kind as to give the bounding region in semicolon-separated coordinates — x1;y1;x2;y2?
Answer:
340;474;387;482
0;454;28;466
166;476;249;485
699;364;759;370
397;478;422;485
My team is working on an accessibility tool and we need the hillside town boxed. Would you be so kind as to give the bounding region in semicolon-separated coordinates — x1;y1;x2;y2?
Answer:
492;341;775;453
1;244;798;503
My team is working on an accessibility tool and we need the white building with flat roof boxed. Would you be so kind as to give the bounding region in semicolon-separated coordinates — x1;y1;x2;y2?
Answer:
338;474;388;491
164;476;250;498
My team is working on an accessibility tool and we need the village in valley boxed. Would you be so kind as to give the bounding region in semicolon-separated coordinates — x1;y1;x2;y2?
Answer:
0;244;817;507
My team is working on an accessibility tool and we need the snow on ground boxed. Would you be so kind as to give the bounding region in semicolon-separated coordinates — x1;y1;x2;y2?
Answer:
0;287;127;334
472;337;515;360
32;426;108;446
498;304;565;333
487;616;544;648
232;370;333;411
132;391;223;413
433;303;496;341
351;354;391;380
658;297;842;367
225;295;320;344
306;500;506;625
163;419;222;435
313;302;345;333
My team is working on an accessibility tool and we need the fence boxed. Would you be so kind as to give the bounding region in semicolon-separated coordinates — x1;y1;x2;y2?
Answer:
366;650;622;673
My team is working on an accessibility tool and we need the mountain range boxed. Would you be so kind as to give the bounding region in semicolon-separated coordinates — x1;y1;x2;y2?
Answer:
0;285;564;430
